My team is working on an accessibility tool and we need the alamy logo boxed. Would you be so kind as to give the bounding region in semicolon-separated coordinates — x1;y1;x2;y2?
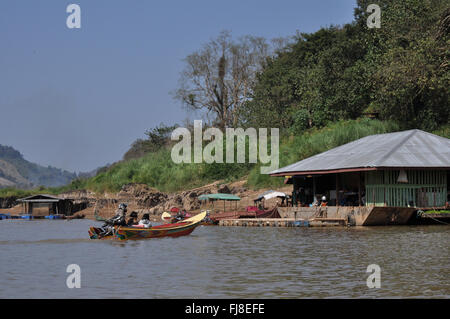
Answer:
366;264;381;288
66;4;81;29
367;4;381;29
66;264;81;288
171;120;279;174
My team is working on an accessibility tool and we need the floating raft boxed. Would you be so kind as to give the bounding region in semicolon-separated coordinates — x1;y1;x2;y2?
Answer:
418;211;450;225
44;215;64;220
218;218;347;227
2;215;65;220
0;213;11;220
420;212;450;219
0;213;78;220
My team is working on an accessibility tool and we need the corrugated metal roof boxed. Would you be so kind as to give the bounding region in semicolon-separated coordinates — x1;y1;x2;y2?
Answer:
270;129;450;176
18;199;61;203
17;194;64;202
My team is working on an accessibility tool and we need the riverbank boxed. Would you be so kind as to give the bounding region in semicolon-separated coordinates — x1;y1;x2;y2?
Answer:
1;181;449;226
81;181;292;222
0;181;292;222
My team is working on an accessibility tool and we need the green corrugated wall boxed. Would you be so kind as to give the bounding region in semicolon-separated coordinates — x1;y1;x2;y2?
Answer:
365;170;447;207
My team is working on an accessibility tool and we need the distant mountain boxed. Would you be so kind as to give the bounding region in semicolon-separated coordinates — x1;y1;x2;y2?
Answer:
77;163;111;180
0;144;77;189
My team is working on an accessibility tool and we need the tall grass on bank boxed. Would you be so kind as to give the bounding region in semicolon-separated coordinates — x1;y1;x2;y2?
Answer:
0;186;65;199
79;143;255;193
75;118;400;193
432;124;450;139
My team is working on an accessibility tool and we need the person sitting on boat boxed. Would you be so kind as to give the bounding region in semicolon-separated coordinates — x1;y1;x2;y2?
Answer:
203;211;214;224
127;211;139;226
175;209;186;221
138;213;152;228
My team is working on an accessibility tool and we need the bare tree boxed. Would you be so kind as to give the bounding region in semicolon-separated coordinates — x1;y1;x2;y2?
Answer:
174;31;270;129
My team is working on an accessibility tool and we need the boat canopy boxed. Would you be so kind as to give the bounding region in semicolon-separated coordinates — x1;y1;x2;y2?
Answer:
198;193;241;201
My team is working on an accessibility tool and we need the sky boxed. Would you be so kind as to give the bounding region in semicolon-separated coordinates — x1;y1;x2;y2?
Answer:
0;0;357;173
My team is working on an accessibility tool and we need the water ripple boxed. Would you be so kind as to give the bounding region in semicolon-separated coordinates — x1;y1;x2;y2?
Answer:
0;220;449;298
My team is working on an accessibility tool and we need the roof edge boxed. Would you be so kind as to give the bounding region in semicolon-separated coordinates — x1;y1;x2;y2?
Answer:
270;166;450;176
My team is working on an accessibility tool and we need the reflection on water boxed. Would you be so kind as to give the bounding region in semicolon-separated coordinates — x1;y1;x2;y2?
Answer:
0;219;448;298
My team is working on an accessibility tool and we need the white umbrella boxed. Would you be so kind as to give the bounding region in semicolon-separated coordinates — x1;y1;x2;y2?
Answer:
263;191;286;200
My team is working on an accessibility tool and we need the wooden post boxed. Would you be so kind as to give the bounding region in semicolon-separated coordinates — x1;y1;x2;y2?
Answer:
336;174;339;207
358;171;362;207
372;186;375;206
313;176;316;204
433;188;436;207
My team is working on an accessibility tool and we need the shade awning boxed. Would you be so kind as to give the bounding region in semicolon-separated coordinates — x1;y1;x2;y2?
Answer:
198;193;241;201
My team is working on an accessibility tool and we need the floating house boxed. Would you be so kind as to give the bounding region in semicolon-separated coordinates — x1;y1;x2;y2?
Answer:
17;194;74;217
270;129;450;225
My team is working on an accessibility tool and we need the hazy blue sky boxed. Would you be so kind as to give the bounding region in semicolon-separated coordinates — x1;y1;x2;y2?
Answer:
0;0;356;173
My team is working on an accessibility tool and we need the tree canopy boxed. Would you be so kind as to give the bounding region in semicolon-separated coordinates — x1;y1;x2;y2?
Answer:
241;0;449;133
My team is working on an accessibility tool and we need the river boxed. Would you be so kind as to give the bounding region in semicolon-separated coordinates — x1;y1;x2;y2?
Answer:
0;219;448;298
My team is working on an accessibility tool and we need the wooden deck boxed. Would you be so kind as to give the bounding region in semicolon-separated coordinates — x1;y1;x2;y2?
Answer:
218;217;347;227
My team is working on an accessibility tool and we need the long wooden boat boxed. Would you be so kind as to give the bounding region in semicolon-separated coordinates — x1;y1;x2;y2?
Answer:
209;206;280;223
89;212;206;240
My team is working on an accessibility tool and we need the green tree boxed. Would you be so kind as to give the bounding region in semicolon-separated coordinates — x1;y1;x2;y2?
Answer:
123;123;178;160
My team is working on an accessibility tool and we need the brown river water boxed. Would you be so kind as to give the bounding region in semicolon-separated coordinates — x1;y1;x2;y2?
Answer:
0;219;448;298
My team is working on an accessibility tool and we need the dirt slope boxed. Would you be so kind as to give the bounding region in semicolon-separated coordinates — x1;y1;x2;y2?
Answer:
63;181;292;221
